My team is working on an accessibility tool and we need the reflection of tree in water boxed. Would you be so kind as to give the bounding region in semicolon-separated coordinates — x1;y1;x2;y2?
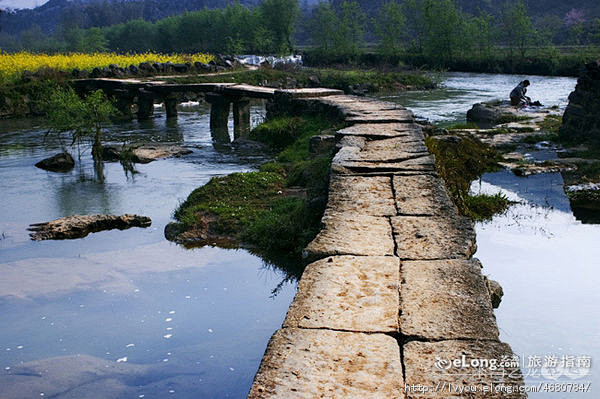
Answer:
252;249;306;298
53;161;118;216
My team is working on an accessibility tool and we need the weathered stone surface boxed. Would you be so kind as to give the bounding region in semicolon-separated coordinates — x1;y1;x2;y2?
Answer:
28;214;151;240
357;138;427;160
34;152;75;172
393;175;457;216
403;340;526;398
391;216;476;260
400;259;499;340
303;212;395;261
327;175;396;216
284;256;400;332
346;110;414;124
337;123;425;140
248;328;404;399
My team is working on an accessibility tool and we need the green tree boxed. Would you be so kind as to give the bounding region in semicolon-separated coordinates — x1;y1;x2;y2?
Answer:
46;89;115;173
336;0;367;56
259;0;300;53
421;0;464;63
464;10;495;59
402;0;426;54
499;1;535;61
307;1;339;52
82;27;107;52
374;1;405;57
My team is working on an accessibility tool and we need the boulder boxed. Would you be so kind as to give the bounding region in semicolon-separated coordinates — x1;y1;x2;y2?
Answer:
466;102;502;125
35;152;75;172
28;214;151;240
560;60;600;144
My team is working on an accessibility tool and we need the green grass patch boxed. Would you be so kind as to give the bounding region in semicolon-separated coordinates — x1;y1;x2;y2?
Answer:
496;114;532;124
426;134;503;217
561;161;600;186
538;114;562;134
445;122;479;130
171;115;338;258
464;193;512;221
518;133;559;144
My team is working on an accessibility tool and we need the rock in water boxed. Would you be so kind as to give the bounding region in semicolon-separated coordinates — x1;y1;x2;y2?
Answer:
28;214;151;241
560;60;600;144
34;152;75;172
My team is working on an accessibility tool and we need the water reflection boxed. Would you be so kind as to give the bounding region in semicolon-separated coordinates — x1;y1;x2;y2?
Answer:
0;104;297;398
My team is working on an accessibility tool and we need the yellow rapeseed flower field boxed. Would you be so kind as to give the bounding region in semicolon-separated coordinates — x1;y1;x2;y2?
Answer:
0;52;214;83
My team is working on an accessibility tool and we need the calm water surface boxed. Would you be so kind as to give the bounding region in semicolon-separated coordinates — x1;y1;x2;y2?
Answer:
0;103;298;398
384;72;599;397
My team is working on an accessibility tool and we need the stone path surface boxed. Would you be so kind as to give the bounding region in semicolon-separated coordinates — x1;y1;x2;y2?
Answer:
248;95;526;398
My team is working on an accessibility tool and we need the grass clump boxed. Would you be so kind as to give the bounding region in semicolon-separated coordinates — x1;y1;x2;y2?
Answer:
445;122;478;130
561;161;600;186
426;134;503;217
464;193;512;221
172;115;338;258
496;114;532;124
538;114;562;134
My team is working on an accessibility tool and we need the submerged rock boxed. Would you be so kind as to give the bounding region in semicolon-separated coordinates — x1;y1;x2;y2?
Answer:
102;143;192;163
28;214;151;241
34;152;75;172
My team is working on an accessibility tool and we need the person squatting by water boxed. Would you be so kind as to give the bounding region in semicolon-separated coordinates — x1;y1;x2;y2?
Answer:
510;79;543;107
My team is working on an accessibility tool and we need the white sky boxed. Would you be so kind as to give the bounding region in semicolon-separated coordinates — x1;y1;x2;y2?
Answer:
0;0;49;10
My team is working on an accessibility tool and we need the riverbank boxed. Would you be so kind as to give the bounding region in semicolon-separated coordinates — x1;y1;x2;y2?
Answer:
303;47;598;77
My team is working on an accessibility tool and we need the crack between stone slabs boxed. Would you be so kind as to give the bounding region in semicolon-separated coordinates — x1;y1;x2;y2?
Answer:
286;325;401;336
400;335;502;344
333;171;438;178
347;153;430;163
304;252;399;263
388;216;400;259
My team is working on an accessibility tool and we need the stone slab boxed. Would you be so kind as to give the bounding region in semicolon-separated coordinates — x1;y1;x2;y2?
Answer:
284;256;400;332
326;175;396;216
393;175;457;216
248;328;405;399
349;138;428;162
337;123;425;140
304;212;395;261
400;259;499;340
403;340;526;398
391;216;476;260
339;155;436;173
346;111;414;124
276;88;345;98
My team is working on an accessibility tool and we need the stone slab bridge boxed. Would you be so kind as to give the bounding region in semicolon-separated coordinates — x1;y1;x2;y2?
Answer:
72;78;340;137
76;79;526;397
250;94;528;398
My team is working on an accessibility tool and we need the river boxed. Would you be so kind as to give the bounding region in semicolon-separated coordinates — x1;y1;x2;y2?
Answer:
381;72;598;398
0;73;597;398
0;102;298;398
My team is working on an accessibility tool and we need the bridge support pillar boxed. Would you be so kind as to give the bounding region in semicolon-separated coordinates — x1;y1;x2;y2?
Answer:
137;90;154;120
114;89;134;119
164;94;178;118
233;98;251;139
206;92;232;142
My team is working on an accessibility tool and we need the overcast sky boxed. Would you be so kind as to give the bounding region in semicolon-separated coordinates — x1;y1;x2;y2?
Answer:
0;0;49;9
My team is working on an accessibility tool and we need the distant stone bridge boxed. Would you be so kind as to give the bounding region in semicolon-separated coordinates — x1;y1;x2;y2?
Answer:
73;78;341;137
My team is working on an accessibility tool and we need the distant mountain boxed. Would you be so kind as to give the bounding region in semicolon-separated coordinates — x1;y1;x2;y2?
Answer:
1;0;599;37
0;0;49;10
0;0;261;34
